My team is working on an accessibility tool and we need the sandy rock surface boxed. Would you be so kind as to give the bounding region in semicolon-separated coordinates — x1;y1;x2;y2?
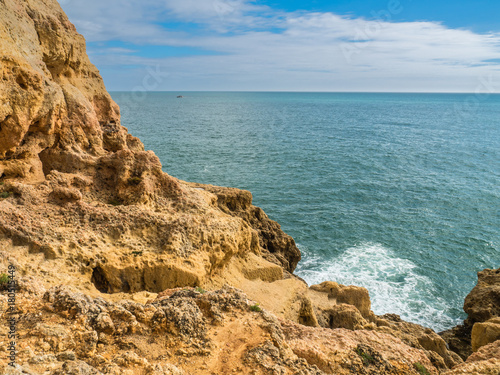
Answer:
0;0;499;373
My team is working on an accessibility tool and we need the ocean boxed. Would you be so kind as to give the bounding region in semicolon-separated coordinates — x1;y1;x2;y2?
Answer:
111;91;500;332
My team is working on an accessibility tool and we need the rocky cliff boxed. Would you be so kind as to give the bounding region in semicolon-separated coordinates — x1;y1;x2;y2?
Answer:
0;0;498;374
0;0;300;297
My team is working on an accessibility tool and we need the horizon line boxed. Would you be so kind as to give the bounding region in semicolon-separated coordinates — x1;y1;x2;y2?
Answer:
108;90;500;95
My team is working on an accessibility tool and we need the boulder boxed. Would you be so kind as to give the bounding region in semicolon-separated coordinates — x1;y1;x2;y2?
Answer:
464;268;500;325
471;317;500;352
441;268;500;360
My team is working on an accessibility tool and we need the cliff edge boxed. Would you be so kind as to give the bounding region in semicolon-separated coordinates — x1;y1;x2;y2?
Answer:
0;0;300;296
0;0;498;374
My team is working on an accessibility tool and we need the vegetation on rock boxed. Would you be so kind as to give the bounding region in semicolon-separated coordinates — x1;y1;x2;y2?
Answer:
414;362;430;375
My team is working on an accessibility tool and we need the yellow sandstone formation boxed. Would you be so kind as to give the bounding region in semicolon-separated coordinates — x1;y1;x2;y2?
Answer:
0;0;498;373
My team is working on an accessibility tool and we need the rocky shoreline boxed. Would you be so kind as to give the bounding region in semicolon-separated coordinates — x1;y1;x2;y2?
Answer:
0;0;499;373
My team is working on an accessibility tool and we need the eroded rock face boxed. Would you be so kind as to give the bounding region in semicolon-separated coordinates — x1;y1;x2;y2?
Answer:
0;0;130;180
464;268;500;326
441;268;500;359
1;0;498;373
281;320;440;375
0;0;301;298
296;281;377;335
0;283;448;375
442;340;500;375
191;183;301;273
375;314;462;370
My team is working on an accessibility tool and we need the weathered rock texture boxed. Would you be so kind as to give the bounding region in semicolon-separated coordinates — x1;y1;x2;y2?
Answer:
464;269;500;326
0;0;300;300
0;284;445;374
443;340;500;375
0;0;127;181
0;0;498;374
441;268;500;360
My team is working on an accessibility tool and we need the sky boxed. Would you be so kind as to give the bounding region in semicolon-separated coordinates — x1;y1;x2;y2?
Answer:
59;0;500;92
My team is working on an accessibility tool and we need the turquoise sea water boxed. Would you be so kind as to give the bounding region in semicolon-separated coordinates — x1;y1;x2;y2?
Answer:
111;92;500;332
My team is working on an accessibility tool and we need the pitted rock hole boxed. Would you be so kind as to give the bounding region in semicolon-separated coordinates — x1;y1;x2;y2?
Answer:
91;266;110;293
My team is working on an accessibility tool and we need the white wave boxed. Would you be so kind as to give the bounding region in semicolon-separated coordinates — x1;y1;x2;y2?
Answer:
296;242;459;331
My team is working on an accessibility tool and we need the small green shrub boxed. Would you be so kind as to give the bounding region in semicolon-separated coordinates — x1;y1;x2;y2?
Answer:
195;287;206;294
355;346;375;366
0;273;9;290
250;303;262;312
131;251;143;257
413;362;430;375
127;177;142;186
0;191;10;199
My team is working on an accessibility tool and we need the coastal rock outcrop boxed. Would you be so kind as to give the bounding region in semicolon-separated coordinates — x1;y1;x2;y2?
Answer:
0;0;128;182
0;0;300;300
464;268;500;326
441;268;500;359
189;183;301;273
443;340;500;375
471;318;500;352
0;0;498;373
0;282;444;374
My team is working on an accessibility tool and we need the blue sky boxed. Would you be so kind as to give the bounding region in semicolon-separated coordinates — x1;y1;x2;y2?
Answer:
259;0;500;33
60;0;500;92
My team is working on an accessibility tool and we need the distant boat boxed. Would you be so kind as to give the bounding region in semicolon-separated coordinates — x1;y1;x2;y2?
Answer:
177;95;184;98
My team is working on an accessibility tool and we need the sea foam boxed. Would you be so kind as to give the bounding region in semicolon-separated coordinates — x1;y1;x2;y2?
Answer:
296;242;459;332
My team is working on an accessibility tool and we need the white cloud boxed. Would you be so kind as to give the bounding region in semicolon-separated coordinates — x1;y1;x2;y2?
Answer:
60;0;500;91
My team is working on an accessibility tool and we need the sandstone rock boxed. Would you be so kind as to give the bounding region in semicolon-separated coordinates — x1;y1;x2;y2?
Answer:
193;183;301;272
52;360;102;375
27;354;57;365
464;268;500;325
0;0;120;180
376;314;462;369
56;351;77;361
310;281;372;319
441;268;500;360
243;340;325;375
321;303;368;330
443;340;500;375
0;282;483;375
2;17;312;375
74;330;98;357
49;186;83;205
471;318;500;352
281;319;438;375
0;285;335;374
43;285;110;318
113;352;150;368
1;0;499;373
1;0;301;303
94;312;115;334
151;294;208;342
466;339;500;364
15;275;46;295
1;364;29;375
148;364;185;375
33;323;75;352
